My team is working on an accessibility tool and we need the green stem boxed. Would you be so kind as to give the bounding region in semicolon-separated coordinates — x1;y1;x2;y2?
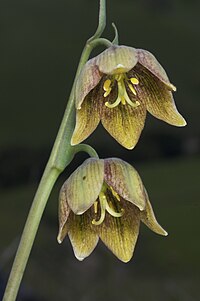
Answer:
89;0;106;41
2;1;109;301
73;144;99;158
112;23;119;45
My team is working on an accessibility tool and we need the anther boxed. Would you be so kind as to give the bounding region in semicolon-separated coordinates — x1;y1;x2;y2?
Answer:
130;77;139;85
128;82;137;95
94;201;98;214
103;79;112;97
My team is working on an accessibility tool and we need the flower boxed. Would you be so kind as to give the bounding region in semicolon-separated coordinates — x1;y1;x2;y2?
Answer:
57;157;167;263
71;45;186;149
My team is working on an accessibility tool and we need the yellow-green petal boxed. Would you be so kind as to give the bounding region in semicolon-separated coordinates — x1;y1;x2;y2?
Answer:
95;45;138;75
136;49;176;91
101;86;147;149
61;158;104;215
141;189;168;236
75;59;102;109
68;210;99;261
71;87;101;146
97;200;140;263
133;65;186;126
104;158;146;210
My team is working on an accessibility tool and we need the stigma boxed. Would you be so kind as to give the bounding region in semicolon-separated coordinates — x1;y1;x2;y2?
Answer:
103;74;140;109
92;186;124;226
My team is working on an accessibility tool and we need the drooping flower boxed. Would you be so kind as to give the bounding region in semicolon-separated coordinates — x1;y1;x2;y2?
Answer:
57;157;167;263
71;45;186;149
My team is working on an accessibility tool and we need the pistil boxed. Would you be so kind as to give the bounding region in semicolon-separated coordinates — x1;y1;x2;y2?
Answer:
103;74;140;108
92;188;124;226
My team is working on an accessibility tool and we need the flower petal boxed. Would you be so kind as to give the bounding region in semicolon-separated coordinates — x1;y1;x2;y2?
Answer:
75;59;102;109
104;158;146;210
101;85;146;149
136;49;176;91
133;64;186;126
61;158;104;214
97;200;140;263
95;45;138;75
57;188;71;243
71;86;101;145
68;210;99;261
141;189;168;236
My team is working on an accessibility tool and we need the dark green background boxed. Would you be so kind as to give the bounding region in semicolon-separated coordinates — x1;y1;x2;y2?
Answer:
0;0;199;300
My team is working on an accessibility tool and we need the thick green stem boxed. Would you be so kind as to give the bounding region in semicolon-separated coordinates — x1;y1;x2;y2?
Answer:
2;166;58;301
2;1;109;300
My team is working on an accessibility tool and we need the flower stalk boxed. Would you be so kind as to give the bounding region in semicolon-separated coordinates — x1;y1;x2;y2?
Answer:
2;1;108;300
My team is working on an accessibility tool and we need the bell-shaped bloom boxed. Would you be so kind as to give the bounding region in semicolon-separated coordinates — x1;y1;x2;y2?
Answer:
71;45;186;149
57;157;167;263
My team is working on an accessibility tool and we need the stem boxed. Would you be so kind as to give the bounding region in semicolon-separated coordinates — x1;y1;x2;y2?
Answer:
2;1;108;301
89;0;106;41
2;166;58;301
73;144;99;158
112;23;119;45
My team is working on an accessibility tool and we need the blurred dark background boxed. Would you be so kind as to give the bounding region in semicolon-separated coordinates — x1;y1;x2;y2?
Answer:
0;0;199;300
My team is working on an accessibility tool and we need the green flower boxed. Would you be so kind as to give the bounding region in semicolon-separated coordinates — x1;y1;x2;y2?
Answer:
71;45;186;149
57;158;167;263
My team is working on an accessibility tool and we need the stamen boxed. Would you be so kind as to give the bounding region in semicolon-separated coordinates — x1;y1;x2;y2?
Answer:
130;77;139;85
104;90;111;97
92;192;106;225
110;186;121;202
128;82;137;95
94;201;98;214
103;79;112;91
92;189;124;225
103;79;112;97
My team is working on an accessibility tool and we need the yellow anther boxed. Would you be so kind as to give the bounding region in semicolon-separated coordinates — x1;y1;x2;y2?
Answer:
103;79;112;97
128;82;137;95
130;77;139;85
104;74;140;109
92;192;106;225
104;90;111;97
103;79;112;91
94;201;98;214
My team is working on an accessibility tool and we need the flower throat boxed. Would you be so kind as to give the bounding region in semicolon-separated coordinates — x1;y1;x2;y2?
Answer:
92;184;124;225
103;74;140;108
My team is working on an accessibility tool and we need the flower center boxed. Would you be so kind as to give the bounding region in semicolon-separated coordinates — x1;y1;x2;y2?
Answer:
92;185;124;226
103;74;140;109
